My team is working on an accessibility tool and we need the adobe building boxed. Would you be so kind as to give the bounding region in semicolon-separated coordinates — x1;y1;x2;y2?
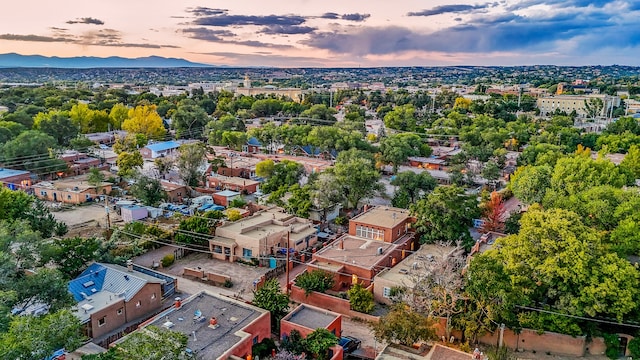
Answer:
160;180;188;203
210;207;318;262
33;179;112;204
140;141;181;159
140;291;270;360
0;168;32;189
69;262;177;341
208;175;260;194
281;304;344;360
306;206;418;290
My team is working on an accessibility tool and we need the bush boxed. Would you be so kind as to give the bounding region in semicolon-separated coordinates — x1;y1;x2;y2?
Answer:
161;254;175;268
347;283;375;314
603;333;621;359
224;279;234;288
628;337;640;358
334;216;347;226
295;270;335;295
252;338;277;359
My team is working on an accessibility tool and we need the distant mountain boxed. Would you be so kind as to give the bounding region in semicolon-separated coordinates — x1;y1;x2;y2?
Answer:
0;53;211;68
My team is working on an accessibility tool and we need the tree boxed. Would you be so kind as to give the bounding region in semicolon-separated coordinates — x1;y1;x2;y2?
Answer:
300;104;337;122
295;270;335;295
113;133;147;154
0;130;68;175
383;104;416;131
87;167;106;194
0;310;84;360
130;176;167;206
108;103;129;130
40;237;100;278
547;155;627;201
172;99;209;138
584;97;604;119
482;160;501;188
304;328;338;360
69;103;110;133
252;279;290;330
176;143;207;187
285;184;312;218
480;191;506;233
620;144;640;181
154;157;174;180
379;133;432;172
390;171;437;206
221;130;248;150
411;185;480;250
85;325;188;360
33;110;78;146
0;189;67;238
13;268;74;312
371;305;436;346
122;104;166;140
310;172;343;222
347;283;374;314
261;160;305;194
509;165;552;205
256;159;275;178
333;149;382;209
175;216;216;246
226;209;242;221
116;151;143;178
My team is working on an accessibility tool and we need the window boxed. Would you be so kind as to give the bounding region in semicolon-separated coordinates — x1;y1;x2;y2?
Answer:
213;245;222;254
67;195;72;200
136;301;141;308
40;191;47;196
355;225;384;241
383;287;391;298
117;308;123;316
243;248;252;258
98;316;106;327
151;293;156;300
253;336;259;345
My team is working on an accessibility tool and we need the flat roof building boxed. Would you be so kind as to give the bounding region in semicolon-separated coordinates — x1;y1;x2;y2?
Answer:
141;291;270;360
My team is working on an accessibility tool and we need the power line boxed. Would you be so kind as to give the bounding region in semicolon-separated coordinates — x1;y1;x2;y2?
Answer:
515;305;640;329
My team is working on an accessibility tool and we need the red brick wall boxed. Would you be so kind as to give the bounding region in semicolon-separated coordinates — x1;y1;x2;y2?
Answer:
222;310;271;359
124;283;163;323
89;299;127;339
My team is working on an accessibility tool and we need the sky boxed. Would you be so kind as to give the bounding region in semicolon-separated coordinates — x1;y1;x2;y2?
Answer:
0;0;639;67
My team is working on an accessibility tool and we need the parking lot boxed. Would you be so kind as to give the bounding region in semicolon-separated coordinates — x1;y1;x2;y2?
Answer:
51;203;113;227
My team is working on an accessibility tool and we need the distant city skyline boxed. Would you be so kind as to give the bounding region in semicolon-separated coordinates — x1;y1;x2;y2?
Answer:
1;0;638;67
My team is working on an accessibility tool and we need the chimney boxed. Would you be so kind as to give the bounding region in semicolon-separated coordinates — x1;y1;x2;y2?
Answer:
126;260;133;272
339;239;344;250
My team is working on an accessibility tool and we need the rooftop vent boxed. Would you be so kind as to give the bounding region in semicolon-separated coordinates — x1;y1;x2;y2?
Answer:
377;247;383;255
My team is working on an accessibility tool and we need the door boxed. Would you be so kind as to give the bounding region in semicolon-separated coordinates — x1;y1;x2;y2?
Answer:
53;193;57;201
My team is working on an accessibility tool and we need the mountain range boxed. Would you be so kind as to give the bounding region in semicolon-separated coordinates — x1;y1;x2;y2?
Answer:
0;53;211;68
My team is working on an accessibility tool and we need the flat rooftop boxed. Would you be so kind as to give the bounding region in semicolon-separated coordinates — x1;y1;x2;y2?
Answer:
283;304;340;331
0;168;29;179
375;244;458;285
33;180;112;192
351;206;411;229
148;291;266;360
314;235;397;269
210;175;260;187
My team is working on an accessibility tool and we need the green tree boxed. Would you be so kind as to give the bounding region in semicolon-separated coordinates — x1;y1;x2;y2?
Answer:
509;165;552;205
261;160;305;194
0;310;84;360
84;325;188;360
411;185;479;250
0;130;68;175
300;104;337;122
69;103;110;133
13;268;75;312
295;270;335;295
379;133;432;172
310;172;343;222
383;104;416;131
333;148;382;209
33;110;78;146
347;283;375;314
285;184;312;218
41;237;100;278
172;99;209;138
175;216;216;246
584;97;604;119
390;171;437;205
221;130;248;150
304;328;338;360
256;159;275;178
371;305;436;346
116;151;143;178
108;103;129;130
176;143;207;187
130;176;168;206
620;144;640;181
252;279;290;330
0;189;66;238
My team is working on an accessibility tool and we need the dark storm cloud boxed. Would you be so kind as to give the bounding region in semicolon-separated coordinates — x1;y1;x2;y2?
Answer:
193;14;307;27
260;25;316;35
186;7;228;16
320;12;340;19
66;17;105;25
408;3;496;17
341;13;371;22
303;0;639;56
182;27;236;41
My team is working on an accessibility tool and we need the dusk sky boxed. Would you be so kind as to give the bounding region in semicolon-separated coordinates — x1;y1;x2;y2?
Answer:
1;0;638;67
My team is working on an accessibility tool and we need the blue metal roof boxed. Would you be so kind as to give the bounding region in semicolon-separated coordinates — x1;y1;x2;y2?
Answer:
0;168;29;179
145;141;180;152
68;263;163;302
247;137;262;146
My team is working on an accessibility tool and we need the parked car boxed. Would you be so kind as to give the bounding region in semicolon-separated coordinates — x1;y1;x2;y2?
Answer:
339;336;361;353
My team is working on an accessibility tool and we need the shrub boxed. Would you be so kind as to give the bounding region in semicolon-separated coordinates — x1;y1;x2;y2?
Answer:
224;279;234;288
295;270;335;295
252;338;277;359
347;283;375;314
628;337;640;358
161;253;175;268
603;333;621;359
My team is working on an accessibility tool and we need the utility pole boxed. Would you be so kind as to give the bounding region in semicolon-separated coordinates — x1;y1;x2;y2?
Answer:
285;230;290;294
104;195;111;229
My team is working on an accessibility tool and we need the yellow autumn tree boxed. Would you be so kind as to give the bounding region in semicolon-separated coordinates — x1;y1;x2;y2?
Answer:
122;105;166;140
